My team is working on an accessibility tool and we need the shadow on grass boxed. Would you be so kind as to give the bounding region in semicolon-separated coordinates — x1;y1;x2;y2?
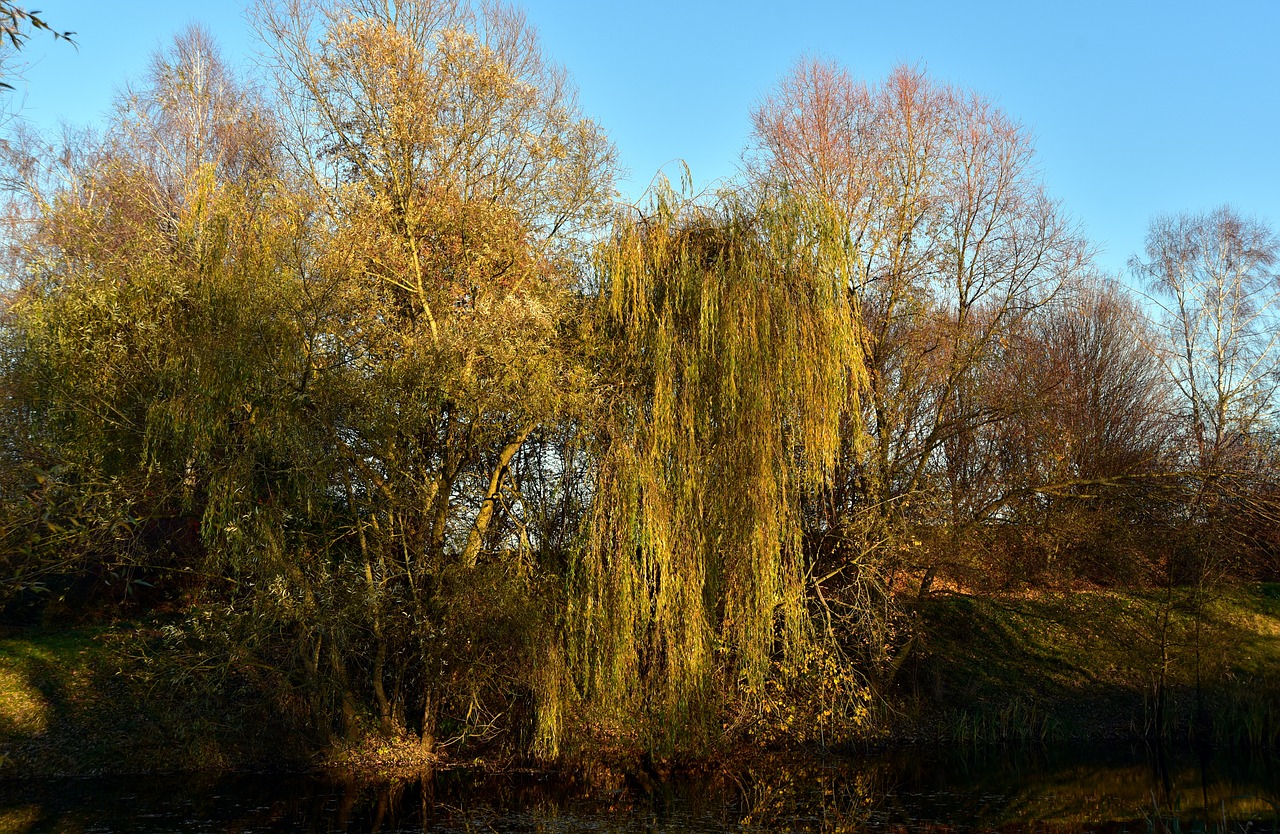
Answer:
0;628;301;775
898;584;1280;745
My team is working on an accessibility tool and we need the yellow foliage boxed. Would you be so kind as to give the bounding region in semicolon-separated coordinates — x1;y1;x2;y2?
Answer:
568;180;869;745
740;637;873;746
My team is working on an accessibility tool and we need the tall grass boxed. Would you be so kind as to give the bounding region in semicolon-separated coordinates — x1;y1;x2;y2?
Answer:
936;698;1063;745
1210;688;1280;749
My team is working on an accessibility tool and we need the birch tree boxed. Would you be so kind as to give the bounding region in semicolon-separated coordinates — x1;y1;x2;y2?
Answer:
1132;207;1280;473
1131;207;1280;583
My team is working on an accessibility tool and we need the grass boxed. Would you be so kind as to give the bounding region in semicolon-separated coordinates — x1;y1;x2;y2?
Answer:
899;583;1280;744
0;625;302;775
0;628;120;774
1143;793;1280;834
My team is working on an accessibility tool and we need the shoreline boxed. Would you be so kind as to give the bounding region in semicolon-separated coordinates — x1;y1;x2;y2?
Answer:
2;584;1277;779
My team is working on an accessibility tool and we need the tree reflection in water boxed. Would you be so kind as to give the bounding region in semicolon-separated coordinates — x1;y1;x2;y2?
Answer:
0;745;1275;832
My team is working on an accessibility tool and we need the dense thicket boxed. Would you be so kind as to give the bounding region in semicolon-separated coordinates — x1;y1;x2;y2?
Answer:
0;2;1277;759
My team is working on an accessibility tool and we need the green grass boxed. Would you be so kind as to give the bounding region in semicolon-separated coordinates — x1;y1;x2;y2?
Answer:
0;627;122;774
899;583;1280;744
0;626;300;775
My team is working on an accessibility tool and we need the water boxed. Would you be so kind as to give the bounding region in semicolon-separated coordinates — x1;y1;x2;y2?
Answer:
0;745;1275;833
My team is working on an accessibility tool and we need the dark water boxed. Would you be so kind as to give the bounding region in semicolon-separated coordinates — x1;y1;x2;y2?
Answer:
0;745;1276;833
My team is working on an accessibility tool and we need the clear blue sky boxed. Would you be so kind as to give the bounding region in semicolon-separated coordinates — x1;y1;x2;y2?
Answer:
9;0;1280;277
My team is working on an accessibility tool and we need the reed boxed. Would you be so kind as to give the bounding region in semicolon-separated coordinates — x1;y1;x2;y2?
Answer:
937;698;1063;745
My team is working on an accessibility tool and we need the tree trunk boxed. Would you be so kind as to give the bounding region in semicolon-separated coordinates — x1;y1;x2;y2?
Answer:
462;425;533;567
420;689;437;753
373;639;393;733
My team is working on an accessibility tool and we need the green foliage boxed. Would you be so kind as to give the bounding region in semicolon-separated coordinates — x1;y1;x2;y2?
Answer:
0;5;73;51
0;3;74;95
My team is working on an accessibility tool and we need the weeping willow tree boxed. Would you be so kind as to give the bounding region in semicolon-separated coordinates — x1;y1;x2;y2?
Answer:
559;179;868;749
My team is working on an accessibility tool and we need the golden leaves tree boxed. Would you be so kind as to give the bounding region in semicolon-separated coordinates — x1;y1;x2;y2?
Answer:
3;0;617;755
251;0;616;750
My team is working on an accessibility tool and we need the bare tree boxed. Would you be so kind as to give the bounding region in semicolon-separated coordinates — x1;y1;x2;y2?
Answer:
1132;207;1280;474
748;61;1090;594
992;279;1174;584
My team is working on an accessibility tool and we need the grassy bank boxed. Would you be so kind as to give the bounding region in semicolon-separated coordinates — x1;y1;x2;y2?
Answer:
0;626;306;776
899;583;1280;745
1;584;1278;776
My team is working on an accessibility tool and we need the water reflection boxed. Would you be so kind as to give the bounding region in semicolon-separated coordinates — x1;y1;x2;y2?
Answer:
0;745;1275;833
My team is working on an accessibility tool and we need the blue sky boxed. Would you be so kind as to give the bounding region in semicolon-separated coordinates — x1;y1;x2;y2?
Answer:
9;1;1280;276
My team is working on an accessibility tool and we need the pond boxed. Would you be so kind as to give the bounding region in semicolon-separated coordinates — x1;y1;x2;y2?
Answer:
0;744;1276;833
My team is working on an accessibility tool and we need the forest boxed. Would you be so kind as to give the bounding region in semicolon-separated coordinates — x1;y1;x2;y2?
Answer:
0;0;1277;768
